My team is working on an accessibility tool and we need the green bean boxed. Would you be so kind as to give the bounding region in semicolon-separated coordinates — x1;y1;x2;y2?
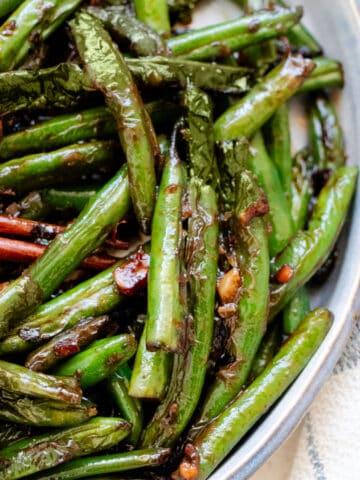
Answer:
146;139;186;352
30;448;171;480
0;63;92;116
249;132;294;256
184;83;219;190
0;359;81;404
25;315;113;372
107;364;143;445
298;57;344;93
214;55;314;141
0;165;130;338
167;6;302;60
216;138;250;211
141;179;218;448
0;102;177;161
291;148;313;231
239;1;277;75
175;308;332;480
283;286;311;335
0;0;84;71
0;417;131;480
0;391;97;427
263;103;292;203
270;166;358;319
39;187;99;214
0;263;123;356
309;95;345;170
0;245;149;357
0;141;116;196
0;238;149;355
250;321;282;380
134;0;170;35
129;329;171;400
70;12;158;234
0;109;115;161
54;334;137;390
126;57;250;94
85;6;168;56
193;168;269;428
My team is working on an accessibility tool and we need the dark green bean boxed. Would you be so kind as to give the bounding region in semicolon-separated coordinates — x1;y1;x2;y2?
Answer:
70;12;159;233
85;6;168;56
250;321;282;380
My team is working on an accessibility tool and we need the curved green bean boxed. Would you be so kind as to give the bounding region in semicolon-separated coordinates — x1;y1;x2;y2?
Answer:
214;55;314;140
309;95;345;170
175;308;332;480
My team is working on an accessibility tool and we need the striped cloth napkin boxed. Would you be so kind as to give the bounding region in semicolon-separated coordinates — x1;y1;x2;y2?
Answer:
251;318;360;480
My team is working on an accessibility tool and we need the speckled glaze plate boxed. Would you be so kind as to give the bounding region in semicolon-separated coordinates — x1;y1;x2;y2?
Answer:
192;1;360;479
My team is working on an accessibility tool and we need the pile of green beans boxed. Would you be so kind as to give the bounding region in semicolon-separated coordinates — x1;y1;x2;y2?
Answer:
0;1;356;479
